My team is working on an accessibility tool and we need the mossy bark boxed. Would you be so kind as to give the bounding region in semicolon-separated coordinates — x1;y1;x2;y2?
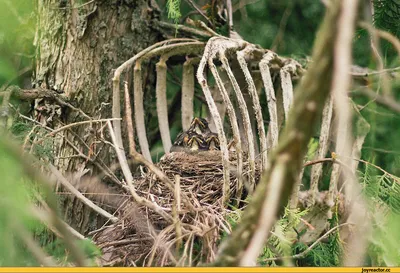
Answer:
34;0;161;234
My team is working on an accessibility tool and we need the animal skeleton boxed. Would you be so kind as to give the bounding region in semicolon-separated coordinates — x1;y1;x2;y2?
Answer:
111;34;366;209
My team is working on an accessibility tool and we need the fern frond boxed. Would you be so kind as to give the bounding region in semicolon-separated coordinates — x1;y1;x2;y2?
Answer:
166;0;182;23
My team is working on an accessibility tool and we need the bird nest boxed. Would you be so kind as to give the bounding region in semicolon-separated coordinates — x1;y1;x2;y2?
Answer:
92;150;261;266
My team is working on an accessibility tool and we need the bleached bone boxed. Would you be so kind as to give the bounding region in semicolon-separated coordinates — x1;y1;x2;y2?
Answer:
310;95;333;204
134;61;152;162
132;42;203;158
259;52;279;149
156;57;172;153
112;38;198;151
197;37;246;205
208;56;244;199
237;45;268;170
280;61;297;122
219;49;256;191
181;59;195;131
351;109;370;172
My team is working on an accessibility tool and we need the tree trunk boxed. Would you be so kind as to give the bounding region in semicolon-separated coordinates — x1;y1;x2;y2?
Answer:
34;0;162;234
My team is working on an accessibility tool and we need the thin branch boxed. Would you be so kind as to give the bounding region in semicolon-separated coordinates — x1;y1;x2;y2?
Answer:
31;206;85;240
350;66;400;77
184;0;213;26
359;22;400;56
47;164;118;222
353;88;400;114
0;137;87;266
259;52;279;148
32;118;120;146
14;222;57;266
280;62;296;122
261;223;351;262
310;95;333;204
213;0;341;265
331;0;368;266
107;121;173;222
124;81;136;155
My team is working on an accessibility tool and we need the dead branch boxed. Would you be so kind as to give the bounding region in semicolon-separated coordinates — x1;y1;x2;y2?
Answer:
112;38;197;156
33;118;120;146
213;0;342;266
352;88;400;114
107;121;173;223
0;136;87;266
261;223;352;262
280;62;296;122
330;0;368;266
47;164;118;222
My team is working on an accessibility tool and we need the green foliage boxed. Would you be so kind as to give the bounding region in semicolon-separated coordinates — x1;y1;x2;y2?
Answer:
359;165;400;266
0;139;101;265
0;0;35;88
166;0;182;23
258;207;309;266
373;0;400;38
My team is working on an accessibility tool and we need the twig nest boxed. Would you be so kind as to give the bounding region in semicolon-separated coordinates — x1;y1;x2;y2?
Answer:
93;150;260;266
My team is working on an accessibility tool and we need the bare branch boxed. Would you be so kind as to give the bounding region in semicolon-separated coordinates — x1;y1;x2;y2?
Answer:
353;88;400;114
330;0;368;266
107;121;173;222
48;164;118;222
112;39;198;156
0;137;87;266
261;223;351;262
213;0;342;265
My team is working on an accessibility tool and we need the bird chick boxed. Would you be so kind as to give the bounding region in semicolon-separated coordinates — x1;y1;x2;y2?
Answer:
205;132;220;150
187;133;208;151
170;131;191;152
189;117;211;136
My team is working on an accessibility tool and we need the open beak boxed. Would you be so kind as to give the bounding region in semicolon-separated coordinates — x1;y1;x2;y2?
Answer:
207;135;220;150
191;117;206;129
188;135;204;150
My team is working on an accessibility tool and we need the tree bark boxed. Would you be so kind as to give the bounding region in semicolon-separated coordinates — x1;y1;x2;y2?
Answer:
34;0;162;234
